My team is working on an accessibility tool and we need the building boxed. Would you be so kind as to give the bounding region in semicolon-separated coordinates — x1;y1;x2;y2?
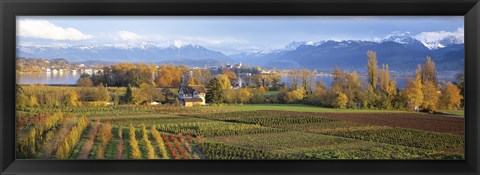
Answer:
178;76;207;106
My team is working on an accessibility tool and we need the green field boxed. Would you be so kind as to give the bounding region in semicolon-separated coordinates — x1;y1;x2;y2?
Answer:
440;110;464;116
16;103;464;160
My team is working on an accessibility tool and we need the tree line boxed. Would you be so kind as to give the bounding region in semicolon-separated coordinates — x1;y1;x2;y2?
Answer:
17;50;463;112
206;50;463;112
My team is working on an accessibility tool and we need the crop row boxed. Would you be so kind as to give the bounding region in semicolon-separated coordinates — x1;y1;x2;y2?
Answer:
101;116;209;127
225;116;334;128
324;128;464;150
18;105;235;116
208;131;353;153
16;112;66;158
195;110;329;119
303;145;464;159
55;116;89;159
198;142;296;159
155;122;286;137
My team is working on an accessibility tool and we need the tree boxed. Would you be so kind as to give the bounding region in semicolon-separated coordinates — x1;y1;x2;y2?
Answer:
187;77;200;86
299;69;316;96
312;81;328;105
224;89;237;104
222;70;237;82
237;88;253;104
345;71;362;108
422;56;438;85
161;88;174;103
270;72;282;89
215;74;231;90
155;64;184;88
379;64;390;92
418;57;440;112
138;83;157;103
422;81;440;111
456;73;465;108
440;82;462;109
366;50;379;90
63;90;80;107
386;78;397;98
206;77;225;105
123;84;134;104
378;64;397;108
331;67;347;93
251;88;266;103
284;90;304;103
333;92;348;109
257;86;266;94
76;77;93;87
289;70;300;90
314;81;327;97
192;68;211;85
224;88;253;104
403;65;424;111
96;83;110;102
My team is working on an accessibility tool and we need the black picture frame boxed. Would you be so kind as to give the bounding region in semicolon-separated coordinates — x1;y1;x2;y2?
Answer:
1;0;479;174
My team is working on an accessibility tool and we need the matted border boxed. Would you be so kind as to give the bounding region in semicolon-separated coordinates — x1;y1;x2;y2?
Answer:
1;0;479;174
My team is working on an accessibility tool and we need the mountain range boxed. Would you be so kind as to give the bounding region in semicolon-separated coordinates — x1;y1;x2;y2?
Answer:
17;32;464;72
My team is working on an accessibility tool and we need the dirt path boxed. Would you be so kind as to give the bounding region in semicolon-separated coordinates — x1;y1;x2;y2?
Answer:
115;138;124;159
77;122;100;159
192;146;206;159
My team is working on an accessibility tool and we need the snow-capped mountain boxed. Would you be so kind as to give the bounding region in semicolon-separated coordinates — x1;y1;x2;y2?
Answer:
415;34;463;50
17;31;464;72
229;35;463;72
413;28;464;50
17;43;235;67
381;32;421;45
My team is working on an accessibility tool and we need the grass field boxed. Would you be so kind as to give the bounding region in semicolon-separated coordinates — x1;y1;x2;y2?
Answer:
440;110;464;116
16;103;465;160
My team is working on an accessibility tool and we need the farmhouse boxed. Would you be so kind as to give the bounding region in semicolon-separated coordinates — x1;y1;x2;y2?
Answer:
178;77;207;106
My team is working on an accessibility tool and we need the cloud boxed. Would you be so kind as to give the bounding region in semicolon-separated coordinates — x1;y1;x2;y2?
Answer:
414;26;464;43
17;19;92;40
117;31;143;41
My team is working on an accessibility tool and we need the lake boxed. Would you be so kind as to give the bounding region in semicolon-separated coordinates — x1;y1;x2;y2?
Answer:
18;72;81;85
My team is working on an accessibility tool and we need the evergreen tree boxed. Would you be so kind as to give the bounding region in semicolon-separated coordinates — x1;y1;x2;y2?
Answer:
123;84;134;104
206;77;225;105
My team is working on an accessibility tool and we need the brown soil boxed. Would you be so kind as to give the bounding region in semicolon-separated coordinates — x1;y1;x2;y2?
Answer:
115;138;124;159
77;122;101;159
260;110;465;135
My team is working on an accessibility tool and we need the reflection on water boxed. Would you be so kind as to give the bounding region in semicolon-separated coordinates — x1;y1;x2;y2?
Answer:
17;72;81;85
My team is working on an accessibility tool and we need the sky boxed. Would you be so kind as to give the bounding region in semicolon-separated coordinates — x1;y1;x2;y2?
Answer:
16;16;464;55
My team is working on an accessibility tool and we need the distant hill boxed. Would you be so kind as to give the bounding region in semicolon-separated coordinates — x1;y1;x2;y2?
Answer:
17;32;464;73
17;43;234;66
